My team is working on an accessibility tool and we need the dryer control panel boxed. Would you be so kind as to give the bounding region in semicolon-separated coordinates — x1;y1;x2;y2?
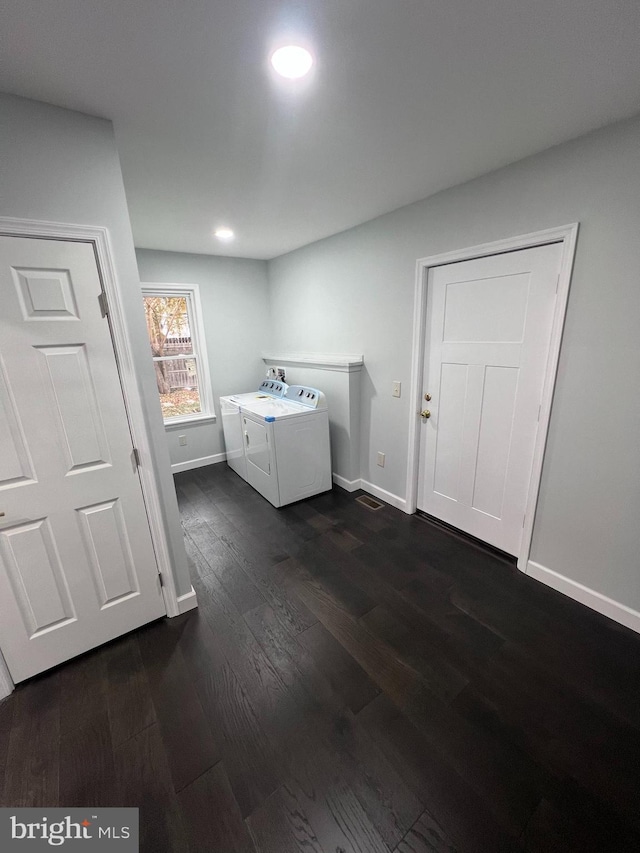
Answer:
285;385;327;409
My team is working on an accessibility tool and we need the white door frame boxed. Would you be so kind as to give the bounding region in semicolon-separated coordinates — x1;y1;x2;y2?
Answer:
406;223;579;572
0;217;182;695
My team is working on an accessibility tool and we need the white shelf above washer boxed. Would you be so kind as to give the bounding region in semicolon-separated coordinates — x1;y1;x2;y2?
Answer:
262;352;364;373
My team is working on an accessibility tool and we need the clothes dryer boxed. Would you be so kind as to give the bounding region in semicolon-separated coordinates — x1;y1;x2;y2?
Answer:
240;385;331;507
219;379;288;480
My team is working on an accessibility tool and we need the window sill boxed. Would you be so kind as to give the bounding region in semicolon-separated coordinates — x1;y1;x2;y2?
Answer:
164;414;217;430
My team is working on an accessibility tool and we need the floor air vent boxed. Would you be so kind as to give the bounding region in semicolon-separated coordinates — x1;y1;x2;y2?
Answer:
356;494;384;511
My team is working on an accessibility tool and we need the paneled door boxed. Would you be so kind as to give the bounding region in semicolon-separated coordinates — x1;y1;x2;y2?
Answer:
417;243;563;556
0;236;165;682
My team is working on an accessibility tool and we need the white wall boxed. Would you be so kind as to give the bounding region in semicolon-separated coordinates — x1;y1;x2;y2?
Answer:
0;93;192;599
267;114;640;616
135;249;270;468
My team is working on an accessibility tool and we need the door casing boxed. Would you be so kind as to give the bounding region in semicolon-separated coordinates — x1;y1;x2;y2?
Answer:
406;223;579;573
0;216;189;696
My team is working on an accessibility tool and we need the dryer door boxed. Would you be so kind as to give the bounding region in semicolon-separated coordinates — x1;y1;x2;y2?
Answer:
243;416;280;506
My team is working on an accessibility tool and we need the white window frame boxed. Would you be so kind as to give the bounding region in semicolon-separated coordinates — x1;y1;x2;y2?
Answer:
141;282;215;427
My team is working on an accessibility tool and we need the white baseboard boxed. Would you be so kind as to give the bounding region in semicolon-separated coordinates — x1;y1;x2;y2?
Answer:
360;479;407;512
171;452;226;474
175;585;198;615
332;472;408;512
332;473;362;492
526;560;640;635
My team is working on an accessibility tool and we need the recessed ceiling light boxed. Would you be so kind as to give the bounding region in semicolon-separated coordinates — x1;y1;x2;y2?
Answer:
271;45;313;79
214;227;235;242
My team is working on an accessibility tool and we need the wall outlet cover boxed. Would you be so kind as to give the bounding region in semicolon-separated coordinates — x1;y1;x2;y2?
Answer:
377;451;385;467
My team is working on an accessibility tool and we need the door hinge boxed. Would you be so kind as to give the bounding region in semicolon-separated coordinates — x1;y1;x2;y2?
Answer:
522;514;526;528
131;447;141;470
98;291;109;317
158;572;165;588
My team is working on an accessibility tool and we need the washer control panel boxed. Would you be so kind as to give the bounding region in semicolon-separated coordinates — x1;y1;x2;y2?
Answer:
257;379;288;397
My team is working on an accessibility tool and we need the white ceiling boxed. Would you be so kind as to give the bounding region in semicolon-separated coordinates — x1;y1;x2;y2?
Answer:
2;1;640;259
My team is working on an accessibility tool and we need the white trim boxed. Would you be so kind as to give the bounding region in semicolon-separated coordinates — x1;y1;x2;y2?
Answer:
172;452;227;473
517;227;578;571
406;224;579;570
141;282;215;422
164;414;217;430
0;217;181;626
176;585;199;615
332;473;362;492
360;479;407;512
526;561;640;635
263;352;364;373
332;472;407;511
0;649;13;700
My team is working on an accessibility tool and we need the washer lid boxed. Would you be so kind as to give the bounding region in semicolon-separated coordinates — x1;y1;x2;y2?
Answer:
240;396;313;420
221;379;289;406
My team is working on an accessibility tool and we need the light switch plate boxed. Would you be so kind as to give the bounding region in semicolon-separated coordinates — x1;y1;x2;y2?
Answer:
392;381;401;398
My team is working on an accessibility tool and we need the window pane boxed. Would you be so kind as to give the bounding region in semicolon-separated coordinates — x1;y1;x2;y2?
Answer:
155;357;202;419
144;295;194;357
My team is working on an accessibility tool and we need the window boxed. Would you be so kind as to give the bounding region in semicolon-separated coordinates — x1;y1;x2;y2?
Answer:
141;283;214;424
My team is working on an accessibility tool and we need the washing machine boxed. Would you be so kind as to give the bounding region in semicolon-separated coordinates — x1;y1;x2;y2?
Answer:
219;379;288;480
240;385;331;507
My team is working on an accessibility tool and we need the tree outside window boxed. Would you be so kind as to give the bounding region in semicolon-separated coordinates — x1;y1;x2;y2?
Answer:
143;294;203;420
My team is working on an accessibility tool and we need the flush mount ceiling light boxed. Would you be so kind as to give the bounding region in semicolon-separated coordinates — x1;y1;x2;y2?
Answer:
214;227;235;242
270;45;313;79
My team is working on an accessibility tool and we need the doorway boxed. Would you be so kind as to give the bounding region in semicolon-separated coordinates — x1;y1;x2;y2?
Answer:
407;225;578;569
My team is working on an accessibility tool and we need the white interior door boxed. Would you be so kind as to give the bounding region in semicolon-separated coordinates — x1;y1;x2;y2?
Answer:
0;236;165;682
417;243;563;555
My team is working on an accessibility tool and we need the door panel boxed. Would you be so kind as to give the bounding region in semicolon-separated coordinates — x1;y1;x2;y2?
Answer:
0;358;37;489
432;362;467;500
77;499;139;607
418;243;562;555
443;272;529;342
0;518;76;635
472;365;519;518
13;267;80;319
36;343;112;471
0;236;165;682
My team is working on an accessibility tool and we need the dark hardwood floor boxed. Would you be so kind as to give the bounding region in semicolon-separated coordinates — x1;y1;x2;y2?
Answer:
2;463;640;852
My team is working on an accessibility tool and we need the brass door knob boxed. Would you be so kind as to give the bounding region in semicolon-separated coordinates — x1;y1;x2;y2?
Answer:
420;410;431;419
424;393;432;401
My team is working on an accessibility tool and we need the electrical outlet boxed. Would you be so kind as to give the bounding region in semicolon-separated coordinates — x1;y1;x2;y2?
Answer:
377;451;385;467
178;434;187;447
392;381;401;398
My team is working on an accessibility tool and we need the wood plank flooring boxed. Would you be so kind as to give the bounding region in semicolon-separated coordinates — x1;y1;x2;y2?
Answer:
2;463;640;852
